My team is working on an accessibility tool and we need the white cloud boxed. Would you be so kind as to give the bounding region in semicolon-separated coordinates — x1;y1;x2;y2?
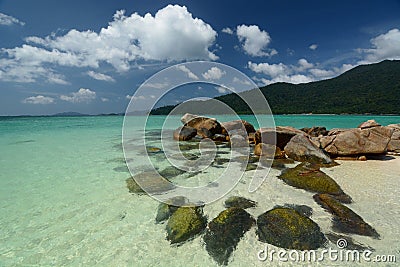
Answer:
308;68;336;79
359;28;400;64
47;73;69;85
248;62;288;77
215;86;228;94
22;95;54;104
296;58;314;71
101;97;109;102
141;82;170;89
233;77;251;85
309;44;318;50
202;67;226;80
126;95;133;100
177;65;199;80
222;27;233;34
0;5;217;83
86;71;115;82
236;25;274;57
60;88;96;103
0;13;25;26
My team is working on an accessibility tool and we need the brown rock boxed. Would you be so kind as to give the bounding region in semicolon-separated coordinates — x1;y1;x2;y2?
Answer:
387;124;400;152
358;119;381;129
173;126;197;141
254;143;284;158
300;126;328;137
284;134;332;164
221;120;256;135
255;126;306;149
184;116;222;136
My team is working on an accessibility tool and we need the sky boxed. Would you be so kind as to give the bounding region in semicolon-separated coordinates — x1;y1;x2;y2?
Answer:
1;0;400;115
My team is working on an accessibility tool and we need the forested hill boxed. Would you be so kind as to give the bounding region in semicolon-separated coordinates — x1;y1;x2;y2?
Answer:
150;60;400;115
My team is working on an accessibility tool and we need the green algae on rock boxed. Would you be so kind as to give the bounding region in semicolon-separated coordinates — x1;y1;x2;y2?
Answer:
126;171;175;195
278;162;352;203
224;196;257;209
314;193;380;239
155;196;189;224
256;207;327;250
204;207;255;266
166;206;207;245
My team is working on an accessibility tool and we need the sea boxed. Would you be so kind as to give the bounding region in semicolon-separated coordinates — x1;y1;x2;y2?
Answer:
0;115;399;266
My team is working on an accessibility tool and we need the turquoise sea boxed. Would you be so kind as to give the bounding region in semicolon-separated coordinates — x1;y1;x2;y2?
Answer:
1;115;399;266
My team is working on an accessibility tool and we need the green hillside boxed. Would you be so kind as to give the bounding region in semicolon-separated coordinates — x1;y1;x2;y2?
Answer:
151;60;400;115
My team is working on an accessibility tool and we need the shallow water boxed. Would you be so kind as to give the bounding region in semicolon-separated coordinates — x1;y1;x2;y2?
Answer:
0;115;399;266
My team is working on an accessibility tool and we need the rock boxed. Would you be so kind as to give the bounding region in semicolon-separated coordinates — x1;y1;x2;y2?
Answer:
180;113;199;124
254;143;285;159
155;196;189;223
146;146;162;154
387;124;400;152
301;126;329;137
166;206;207;245
358;119;381;129
126;171;175;194
212;134;227;142
204;207;255;265
159;165;186;179
173;126;197;141
278;162;352;203
224;196;257;209
282;204;313;217
221;120;256;135
255;126;306;150
314;194;379;238
284;134;333;164
256;207;326;250
325;233;375;251
184;116;222;136
197;127;213;138
320;126;394;156
229;134;248;147
358;155;367;161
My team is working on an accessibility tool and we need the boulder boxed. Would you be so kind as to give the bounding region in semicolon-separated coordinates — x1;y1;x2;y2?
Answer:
284;134;333;164
256;207;326;250
301;126;329;137
126;171;175;194
159;165;186;179
358;119;381;129
387;124;400;152
221;120;256;135
229;134;248;147
255;126;306;149
320;126;394;156
173;126;197;141
314;194;379;238
254;143;285;159
180;113;199;124
224;196;257;209
166;206;207;244
204;207;255;265
278;162;352;203
155;196;189;223
184;116;222;136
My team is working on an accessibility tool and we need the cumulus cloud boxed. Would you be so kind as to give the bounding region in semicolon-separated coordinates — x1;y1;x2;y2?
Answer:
359;28;400;64
86;71;115;82
236;25;275;57
177;65;199;80
249;59;355;85
0;5;217;83
60;88;96;103
22;95;55;104
309;44;318;50
0;13;25;26
222;27;233;34
101;97;109;102
215;86;228;94
202;67;226;80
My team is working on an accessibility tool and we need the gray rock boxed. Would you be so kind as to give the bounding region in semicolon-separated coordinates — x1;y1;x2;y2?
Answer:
284;134;332;164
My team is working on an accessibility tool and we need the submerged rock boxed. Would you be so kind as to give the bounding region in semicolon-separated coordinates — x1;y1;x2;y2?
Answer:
159;165;186;179
256;207;326;250
155;196;189;223
204;207;255;265
173;126;197;141
126;171;175;194
284;134;333;164
314;193;380;238
166;206;207;245
224;196;257;209
278;162;352;203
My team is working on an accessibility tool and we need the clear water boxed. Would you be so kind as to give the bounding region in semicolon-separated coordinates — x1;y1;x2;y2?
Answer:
0;115;399;266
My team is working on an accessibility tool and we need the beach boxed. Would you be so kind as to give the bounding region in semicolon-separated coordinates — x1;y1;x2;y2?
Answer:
0;115;399;266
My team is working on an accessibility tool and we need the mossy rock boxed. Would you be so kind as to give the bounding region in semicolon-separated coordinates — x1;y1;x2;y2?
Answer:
179;142;200;151
256;207;327;250
282;204;313;217
159;165;186;179
155;196;189;223
166;206;207;245
213;157;230;165
126;171;175;194
146;146;162;154
224;196;257;209
314;193;380;238
204;207;255;265
278;162;352;203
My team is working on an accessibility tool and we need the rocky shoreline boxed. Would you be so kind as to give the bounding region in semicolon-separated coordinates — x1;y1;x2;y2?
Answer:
126;114;399;265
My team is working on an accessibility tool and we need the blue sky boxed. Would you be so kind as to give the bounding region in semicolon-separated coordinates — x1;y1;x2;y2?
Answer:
1;0;400;115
